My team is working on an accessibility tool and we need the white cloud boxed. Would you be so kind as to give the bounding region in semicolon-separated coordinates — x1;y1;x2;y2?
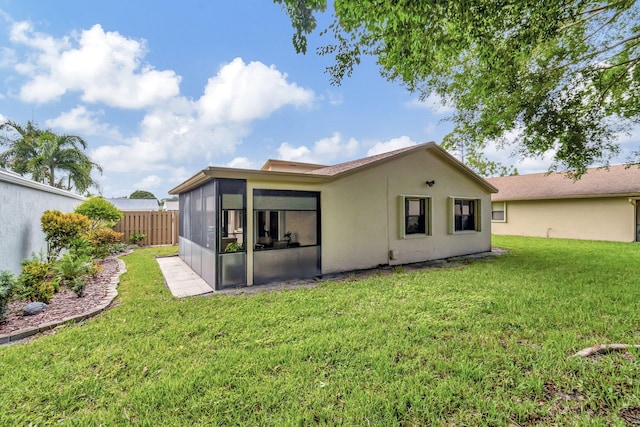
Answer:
406;93;455;115
12;22;181;108
0;47;16;68
134;174;163;190
227;157;258;169
198;57;314;125
4;18;317;196
46;106;122;139
278;142;312;162
326;90;344;106
277;132;359;164
91;56;317;174
367;136;417;156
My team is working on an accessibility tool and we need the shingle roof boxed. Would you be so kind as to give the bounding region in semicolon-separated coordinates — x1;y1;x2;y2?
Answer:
307;144;427;176
170;141;498;194
487;165;640;201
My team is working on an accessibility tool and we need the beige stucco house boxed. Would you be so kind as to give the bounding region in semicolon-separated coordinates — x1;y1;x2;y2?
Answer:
169;142;497;290
487;165;640;242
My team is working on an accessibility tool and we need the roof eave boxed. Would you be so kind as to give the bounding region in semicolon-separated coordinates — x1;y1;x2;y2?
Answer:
168;167;330;194
492;192;640;202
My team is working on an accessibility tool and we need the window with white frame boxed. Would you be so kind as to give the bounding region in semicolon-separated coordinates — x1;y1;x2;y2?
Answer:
491;202;506;222
400;196;431;238
450;197;481;232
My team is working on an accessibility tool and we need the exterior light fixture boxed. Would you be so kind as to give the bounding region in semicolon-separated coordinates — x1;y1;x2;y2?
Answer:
426;180;435;187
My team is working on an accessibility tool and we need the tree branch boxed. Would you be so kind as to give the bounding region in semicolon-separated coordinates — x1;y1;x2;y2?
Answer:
572;343;640;357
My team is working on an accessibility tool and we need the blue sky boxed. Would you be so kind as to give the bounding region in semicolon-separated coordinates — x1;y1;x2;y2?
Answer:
0;1;637;198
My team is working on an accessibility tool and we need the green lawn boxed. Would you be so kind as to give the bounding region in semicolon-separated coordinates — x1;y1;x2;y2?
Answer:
1;236;639;426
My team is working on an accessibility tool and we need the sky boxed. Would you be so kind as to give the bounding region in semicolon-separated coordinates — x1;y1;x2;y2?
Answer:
0;1;638;199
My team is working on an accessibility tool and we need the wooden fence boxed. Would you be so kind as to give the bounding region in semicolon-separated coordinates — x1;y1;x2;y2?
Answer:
114;210;179;246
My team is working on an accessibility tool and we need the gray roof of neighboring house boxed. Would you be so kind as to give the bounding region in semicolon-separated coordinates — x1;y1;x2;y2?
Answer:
106;198;159;211
487;165;640;201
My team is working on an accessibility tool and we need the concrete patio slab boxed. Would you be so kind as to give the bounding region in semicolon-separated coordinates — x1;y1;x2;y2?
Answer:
156;256;213;297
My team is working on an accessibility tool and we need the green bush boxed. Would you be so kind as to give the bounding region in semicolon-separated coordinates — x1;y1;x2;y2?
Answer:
16;260;54;303
41;210;91;260
75;197;123;228
0;271;15;321
87;228;124;259
53;253;92;283
68;237;95;259
69;276;88;297
108;242;129;255
129;231;146;245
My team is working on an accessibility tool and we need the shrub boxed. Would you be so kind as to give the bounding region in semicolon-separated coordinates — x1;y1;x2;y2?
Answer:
129;231;146;245
88;228;124;259
41;210;91;260
0;271;15;321
68;237;94;259
75;197;123;228
108;242;129;255
53;253;92;283
16;260;54;303
69;276;88;297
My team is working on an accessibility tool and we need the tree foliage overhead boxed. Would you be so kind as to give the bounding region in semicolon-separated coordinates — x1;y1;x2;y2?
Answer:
276;0;640;177
0;120;103;192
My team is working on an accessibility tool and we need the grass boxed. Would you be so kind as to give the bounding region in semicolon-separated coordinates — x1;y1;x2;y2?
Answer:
1;236;640;425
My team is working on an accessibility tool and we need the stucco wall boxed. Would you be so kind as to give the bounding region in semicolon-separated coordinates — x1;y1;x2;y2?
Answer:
320;149;492;273
491;197;636;242
0;171;84;274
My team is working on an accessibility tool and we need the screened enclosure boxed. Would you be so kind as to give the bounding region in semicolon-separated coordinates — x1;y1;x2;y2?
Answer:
253;189;321;285
179;178;246;290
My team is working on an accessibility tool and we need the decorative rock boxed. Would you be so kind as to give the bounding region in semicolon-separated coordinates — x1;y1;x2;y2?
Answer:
23;302;48;316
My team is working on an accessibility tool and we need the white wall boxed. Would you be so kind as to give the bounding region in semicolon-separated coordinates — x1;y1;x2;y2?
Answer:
0;170;85;274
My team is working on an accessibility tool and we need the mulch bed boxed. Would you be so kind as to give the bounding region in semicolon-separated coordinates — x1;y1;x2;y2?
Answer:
0;256;121;336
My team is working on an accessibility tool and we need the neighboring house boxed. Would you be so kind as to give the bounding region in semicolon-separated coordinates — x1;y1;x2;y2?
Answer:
163;200;179;211
487;165;640;242
169;142;497;290
106;198;160;211
0;169;85;274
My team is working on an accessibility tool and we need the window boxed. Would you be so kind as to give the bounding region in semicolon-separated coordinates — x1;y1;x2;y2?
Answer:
491;202;506;222
400;196;431;238
450;198;481;232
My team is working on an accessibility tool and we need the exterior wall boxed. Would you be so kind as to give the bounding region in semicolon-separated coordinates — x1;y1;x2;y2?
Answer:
0;171;84;274
320;150;492;274
491;197;636;242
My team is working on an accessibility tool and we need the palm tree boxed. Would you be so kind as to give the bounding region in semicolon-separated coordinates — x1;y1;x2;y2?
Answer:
0;120;103;194
0;120;43;175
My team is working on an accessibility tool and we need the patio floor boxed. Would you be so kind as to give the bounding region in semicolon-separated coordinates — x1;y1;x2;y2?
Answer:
156;256;213;297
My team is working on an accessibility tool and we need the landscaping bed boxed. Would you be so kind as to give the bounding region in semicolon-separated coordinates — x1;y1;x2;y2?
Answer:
0;256;121;336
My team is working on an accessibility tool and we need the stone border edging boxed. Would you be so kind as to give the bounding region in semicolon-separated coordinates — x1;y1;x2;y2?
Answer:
0;257;128;345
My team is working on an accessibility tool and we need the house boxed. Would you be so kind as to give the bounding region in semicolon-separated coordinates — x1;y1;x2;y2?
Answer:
169;142;498;290
163;200;179;211
105;198;160;211
0;169;84;274
486;165;640;242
